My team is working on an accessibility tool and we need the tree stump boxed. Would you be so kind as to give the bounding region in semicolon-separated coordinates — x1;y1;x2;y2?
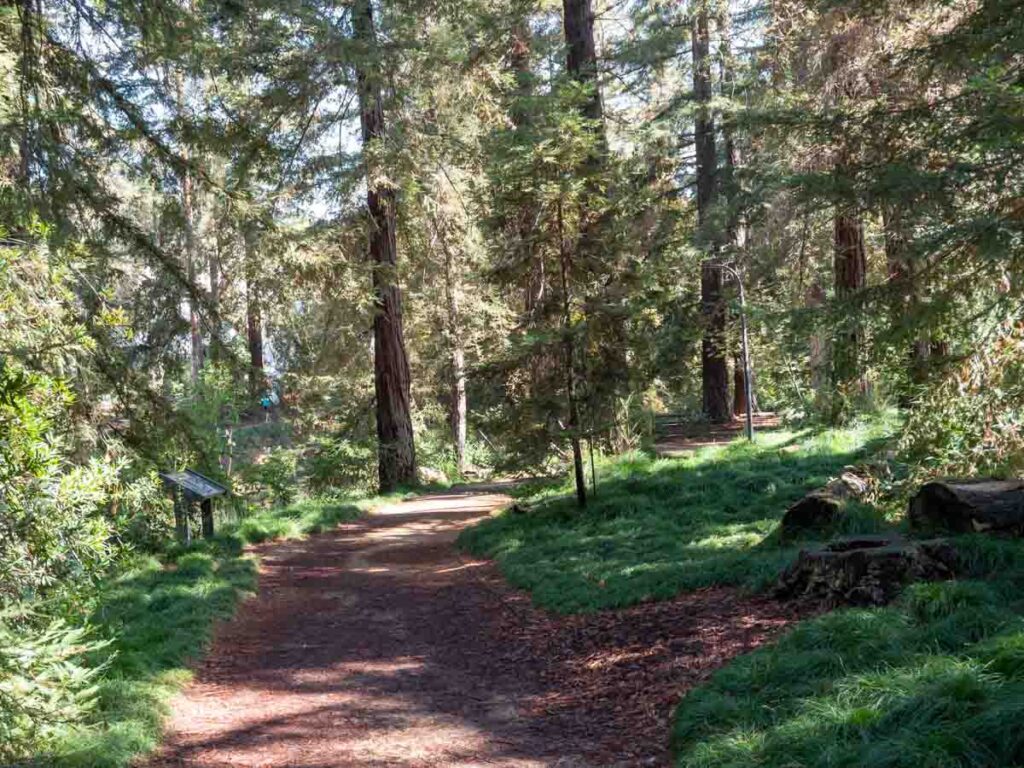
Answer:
774;535;958;606
909;480;1024;534
779;469;870;536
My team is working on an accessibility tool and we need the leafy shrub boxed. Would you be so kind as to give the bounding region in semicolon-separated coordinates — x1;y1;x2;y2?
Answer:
0;613;108;762
0;362;137;603
899;322;1024;479
305;435;376;492
242;448;299;505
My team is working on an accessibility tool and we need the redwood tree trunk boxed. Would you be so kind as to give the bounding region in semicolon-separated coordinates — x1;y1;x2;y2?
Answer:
243;224;264;395
353;0;416;492
692;0;730;423
832;211;867;391
562;0;603;122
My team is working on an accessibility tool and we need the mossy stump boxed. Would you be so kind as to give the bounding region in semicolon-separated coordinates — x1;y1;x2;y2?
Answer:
775;535;958;607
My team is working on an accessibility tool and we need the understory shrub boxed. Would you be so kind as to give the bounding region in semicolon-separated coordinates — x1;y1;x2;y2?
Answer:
0;614;108;762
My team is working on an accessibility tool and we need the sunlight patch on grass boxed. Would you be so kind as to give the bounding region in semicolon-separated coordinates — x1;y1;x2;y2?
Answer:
459;419;896;613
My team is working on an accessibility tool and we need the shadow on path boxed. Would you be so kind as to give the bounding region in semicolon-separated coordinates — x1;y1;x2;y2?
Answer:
149;489;805;767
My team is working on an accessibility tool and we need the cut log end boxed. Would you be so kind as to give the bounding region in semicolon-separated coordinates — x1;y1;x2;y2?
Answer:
909;479;1024;535
774;535;957;607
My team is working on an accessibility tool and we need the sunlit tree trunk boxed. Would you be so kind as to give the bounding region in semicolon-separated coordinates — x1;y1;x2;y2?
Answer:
693;0;730;423
353;0;416;492
442;241;467;476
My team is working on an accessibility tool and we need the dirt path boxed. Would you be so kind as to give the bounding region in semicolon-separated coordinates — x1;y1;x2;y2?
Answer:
151;488;804;768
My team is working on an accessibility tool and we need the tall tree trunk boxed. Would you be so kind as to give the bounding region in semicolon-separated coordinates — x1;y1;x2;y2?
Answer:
693;0;730;423
353;0;416;492
562;0;603;123
174;72;203;386
558;200;587;508
509;20;546;394
438;220;467;476
16;0;36;188
719;3;756;420
243;223;264;395
832;210;867;394
561;0;607;504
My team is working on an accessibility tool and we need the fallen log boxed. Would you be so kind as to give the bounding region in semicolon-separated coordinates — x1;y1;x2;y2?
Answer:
908;479;1024;534
774;535;958;606
779;469;871;536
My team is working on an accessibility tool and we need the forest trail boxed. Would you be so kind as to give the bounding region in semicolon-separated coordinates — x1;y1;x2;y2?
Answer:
150;487;802;768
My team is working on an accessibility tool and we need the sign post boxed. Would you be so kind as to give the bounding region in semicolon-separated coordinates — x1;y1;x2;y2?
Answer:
160;470;229;542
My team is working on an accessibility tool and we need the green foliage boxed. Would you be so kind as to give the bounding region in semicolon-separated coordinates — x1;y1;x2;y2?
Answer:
459;419;895;613
672;566;1024;768
7;494;364;767
229;496;364;543
899;322;1024;480
44;544;256;768
241;447;300;506
0;614;109;763
305;435;377;493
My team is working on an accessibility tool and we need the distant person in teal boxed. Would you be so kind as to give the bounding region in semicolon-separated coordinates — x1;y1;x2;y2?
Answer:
260;393;272;422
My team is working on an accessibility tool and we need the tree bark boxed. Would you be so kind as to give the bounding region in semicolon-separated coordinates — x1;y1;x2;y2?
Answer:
562;0;603;123
176;73;203;387
440;221;467;476
692;0;730;423
353;0;416;493
832;211;866;391
243;223;264;395
558;200;587;508
909;480;1024;534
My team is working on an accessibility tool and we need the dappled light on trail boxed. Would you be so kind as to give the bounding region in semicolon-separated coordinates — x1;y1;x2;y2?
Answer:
148;489;803;767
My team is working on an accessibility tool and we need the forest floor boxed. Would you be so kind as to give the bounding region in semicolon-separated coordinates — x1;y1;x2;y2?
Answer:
148;486;804;768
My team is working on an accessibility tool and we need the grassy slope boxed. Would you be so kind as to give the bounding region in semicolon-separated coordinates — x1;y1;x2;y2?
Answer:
673;537;1024;768
46;496;369;768
459;420;895;613
461;420;1024;767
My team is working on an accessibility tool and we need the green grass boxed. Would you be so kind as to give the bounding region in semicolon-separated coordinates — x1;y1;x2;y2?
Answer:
673;536;1024;767
40;496;365;768
458;419;896;613
456;415;1024;767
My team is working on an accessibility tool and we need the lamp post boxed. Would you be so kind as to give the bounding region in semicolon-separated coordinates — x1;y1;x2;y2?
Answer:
722;262;754;442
